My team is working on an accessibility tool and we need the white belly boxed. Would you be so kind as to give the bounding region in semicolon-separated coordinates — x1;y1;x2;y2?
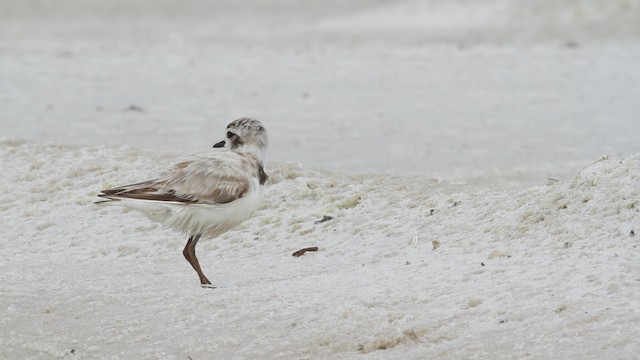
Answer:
166;183;261;238
110;178;262;238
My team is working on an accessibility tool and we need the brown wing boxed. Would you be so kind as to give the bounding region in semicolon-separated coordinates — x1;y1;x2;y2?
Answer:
98;154;252;205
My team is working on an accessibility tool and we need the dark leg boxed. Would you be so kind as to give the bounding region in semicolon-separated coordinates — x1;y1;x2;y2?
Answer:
182;234;214;288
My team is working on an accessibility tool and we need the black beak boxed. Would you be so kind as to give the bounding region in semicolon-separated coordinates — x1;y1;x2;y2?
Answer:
213;140;226;148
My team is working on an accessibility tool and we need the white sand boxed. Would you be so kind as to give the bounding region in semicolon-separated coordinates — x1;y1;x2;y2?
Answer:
1;1;639;359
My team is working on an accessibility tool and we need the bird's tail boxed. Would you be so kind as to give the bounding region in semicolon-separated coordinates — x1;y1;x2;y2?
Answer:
94;194;121;205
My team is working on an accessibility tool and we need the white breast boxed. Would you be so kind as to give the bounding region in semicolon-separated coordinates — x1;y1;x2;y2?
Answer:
164;177;262;238
109;177;263;239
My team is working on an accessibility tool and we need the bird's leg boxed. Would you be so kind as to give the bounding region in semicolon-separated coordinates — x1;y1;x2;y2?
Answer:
182;234;214;288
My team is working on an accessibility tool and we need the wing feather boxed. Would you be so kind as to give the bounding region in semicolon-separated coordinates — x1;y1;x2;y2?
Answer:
98;153;255;205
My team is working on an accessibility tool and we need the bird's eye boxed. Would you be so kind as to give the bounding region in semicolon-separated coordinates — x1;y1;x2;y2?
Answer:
227;131;236;138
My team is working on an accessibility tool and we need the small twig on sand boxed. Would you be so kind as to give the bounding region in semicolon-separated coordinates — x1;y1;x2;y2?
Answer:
314;215;333;225
292;247;319;257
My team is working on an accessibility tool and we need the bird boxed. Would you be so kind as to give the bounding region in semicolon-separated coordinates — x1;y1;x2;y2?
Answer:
96;118;269;288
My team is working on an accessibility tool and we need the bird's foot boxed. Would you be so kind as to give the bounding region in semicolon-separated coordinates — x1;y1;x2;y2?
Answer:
201;283;217;289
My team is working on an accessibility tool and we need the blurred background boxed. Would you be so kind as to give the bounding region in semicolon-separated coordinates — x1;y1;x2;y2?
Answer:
1;0;639;187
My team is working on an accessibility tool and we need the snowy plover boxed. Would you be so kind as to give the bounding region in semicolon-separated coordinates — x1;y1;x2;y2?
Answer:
96;118;269;288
